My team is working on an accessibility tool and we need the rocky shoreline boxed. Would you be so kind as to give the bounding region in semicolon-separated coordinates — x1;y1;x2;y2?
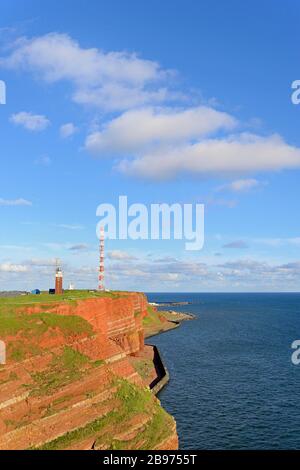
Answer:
144;309;195;339
149;301;191;307
141;308;195;403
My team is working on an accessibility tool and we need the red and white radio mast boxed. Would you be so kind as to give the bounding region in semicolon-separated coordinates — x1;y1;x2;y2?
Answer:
98;226;105;291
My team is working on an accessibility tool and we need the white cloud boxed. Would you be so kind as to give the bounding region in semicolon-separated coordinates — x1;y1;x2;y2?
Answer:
107;250;137;260
206;197;238;209
4;32;300;183
53;223;84;230
3;249;300;291
69;244;89;251
223;240;249;249
117;133;300;180
217;178;265;193
0;263;28;272
254;237;300;247
60;122;78;138
10;111;50;131
158;273;181;281
85;106;237;155
0;198;32;206
27;258;57;267
73;84;174;111
1;33;173;112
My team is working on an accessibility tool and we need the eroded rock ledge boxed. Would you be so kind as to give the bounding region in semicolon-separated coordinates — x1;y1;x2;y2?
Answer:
0;291;178;450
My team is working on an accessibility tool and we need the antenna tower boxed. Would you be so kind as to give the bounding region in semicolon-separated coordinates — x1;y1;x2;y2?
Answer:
98;227;105;291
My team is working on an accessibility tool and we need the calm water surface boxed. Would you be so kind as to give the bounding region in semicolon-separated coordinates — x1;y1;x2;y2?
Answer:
146;293;300;449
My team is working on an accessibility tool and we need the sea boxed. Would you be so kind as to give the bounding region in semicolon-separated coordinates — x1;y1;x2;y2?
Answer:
145;292;300;450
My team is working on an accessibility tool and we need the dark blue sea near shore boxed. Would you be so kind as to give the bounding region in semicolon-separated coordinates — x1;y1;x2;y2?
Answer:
145;293;300;450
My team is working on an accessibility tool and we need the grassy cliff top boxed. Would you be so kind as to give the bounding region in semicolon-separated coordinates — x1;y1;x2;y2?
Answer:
0;289;143;363
0;289;127;307
0;290;119;357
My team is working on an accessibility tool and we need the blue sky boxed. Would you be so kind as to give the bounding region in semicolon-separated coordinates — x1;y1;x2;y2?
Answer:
1;0;300;292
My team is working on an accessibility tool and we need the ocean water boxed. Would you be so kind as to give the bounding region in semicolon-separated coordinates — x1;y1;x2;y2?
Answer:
146;293;300;450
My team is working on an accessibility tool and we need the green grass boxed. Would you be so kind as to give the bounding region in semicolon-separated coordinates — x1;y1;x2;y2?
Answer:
132;358;154;381
0;371;18;386
109;380;173;450
35;409;114;450
0;290;130;363
143;306;162;328
0;290;125;307
92;359;105;368
0;291;125;363
110;407;171;450
115;378;153;416
0;311;94;339
33;379;172;450
43;395;73;418
0;310;95;363
29;347;90;397
138;407;172;450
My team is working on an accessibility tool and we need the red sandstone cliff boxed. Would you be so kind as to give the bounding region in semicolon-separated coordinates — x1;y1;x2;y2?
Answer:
0;292;178;450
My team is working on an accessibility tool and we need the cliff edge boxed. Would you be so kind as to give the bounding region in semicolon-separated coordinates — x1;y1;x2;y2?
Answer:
0;291;178;450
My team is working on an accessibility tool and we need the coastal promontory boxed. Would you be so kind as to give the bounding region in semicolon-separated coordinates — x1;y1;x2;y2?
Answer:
0;291;178;450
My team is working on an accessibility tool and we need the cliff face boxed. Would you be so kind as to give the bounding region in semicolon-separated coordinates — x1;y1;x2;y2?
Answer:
39;292;147;357
0;292;178;450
